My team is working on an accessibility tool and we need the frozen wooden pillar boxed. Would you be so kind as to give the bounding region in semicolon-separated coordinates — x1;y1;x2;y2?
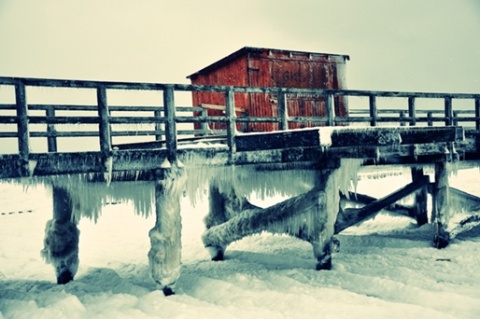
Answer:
432;160;450;248
41;186;79;284
204;184;250;261
411;167;429;226
148;162;185;296
311;167;340;270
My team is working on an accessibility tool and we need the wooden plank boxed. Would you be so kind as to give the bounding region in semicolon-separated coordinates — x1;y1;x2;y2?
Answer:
235;129;321;152
200;103;245;113
2;76;480;100
329;126;463;147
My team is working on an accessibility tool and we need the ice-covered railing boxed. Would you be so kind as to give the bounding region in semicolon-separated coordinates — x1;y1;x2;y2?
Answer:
1;76;480;158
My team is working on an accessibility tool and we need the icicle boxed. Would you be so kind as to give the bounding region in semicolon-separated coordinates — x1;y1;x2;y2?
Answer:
103;156;113;186
28;160;37;176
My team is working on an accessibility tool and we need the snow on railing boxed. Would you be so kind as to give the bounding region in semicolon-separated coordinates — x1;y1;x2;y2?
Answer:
1;76;480;158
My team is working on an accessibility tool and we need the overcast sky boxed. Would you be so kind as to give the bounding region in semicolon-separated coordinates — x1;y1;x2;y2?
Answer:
1;0;479;93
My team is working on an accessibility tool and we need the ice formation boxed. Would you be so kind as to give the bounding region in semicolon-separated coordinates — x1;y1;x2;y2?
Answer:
41;217;79;284
198;157;363;269
148;162;186;294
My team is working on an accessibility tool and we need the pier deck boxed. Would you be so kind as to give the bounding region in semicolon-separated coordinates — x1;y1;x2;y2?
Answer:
1;76;480;294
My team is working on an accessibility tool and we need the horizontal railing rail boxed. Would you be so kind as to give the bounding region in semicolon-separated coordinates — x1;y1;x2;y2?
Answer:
1;76;480;161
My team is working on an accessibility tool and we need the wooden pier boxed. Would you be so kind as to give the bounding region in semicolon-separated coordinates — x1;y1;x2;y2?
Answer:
1;76;480;294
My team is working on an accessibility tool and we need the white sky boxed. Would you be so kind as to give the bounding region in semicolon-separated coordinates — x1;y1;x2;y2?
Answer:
1;0;479;93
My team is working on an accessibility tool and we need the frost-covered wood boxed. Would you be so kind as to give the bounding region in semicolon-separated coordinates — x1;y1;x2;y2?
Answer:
432;161;450;248
41;186;79;284
202;161;359;271
449;213;480;239
202;188;327;263
203;184;260;260
335;174;430;233
411;167;429;226
148;164;185;296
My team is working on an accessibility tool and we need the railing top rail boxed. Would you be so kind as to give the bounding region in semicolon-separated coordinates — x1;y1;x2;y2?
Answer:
1;76;479;99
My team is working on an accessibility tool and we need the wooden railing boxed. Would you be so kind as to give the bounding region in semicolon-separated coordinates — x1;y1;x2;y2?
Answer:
1;76;480;159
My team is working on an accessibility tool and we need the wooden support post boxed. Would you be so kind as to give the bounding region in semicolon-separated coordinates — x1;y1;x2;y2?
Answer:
444;97;453;126
411;167;429;226
46;106;58;152
163;85;177;162
427;112;433;127
369;95;377;127
15;83;30;174
311;168;338;270
408;96;416;126
475;98;480;131
200;108;208;135
225;88;236;157
400;111;406;126
97;86;111;153
278;89;288;130
148;164;185;296
325;94;335;127
432;160;450;248
453;111;459;126
41;186;79;285
154;108;164;141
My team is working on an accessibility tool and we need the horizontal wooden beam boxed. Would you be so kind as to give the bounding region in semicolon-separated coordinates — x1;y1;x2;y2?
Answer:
335;174;430;233
2;76;480;99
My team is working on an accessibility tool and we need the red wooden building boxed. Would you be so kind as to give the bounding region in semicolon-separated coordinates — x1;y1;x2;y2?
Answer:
188;46;349;132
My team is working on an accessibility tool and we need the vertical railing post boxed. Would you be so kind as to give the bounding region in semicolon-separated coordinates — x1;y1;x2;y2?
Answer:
453;111;459;126
444;97;453;126
15;82;30;169
475;98;480;131
399;111;406;126
46;106;57;152
325;93;334;127
97;86;111;153
369;95;377;127
163;85;177;162
225;87;236;157
278;89;288;131
200;108;208;136
154;108;164;141
427;112;433;127
408;96;416;126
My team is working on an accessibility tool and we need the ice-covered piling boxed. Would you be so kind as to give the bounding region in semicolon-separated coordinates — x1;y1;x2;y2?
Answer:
148;161;186;295
41;186;79;284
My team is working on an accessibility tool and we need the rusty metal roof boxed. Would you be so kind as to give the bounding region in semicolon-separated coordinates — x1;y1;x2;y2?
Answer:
187;46;350;79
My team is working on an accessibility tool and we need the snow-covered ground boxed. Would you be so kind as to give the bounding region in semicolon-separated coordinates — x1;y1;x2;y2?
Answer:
1;166;480;319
